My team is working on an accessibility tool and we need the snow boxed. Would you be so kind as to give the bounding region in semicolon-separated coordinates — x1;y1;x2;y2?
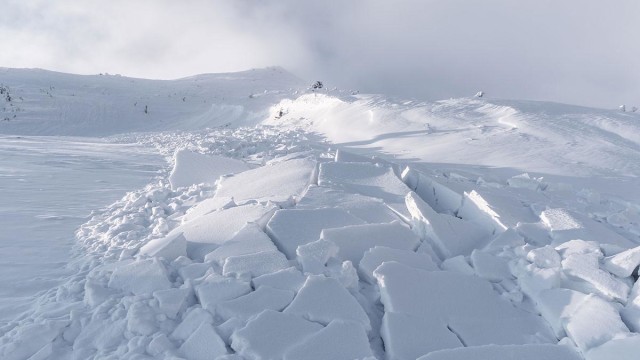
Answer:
284;275;371;331
3;67;640;360
168;149;249;190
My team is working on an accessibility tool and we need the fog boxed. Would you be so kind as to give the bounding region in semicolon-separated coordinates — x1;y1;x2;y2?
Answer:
2;0;638;108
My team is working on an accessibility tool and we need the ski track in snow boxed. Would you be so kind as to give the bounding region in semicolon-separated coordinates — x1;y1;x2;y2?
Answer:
1;68;640;359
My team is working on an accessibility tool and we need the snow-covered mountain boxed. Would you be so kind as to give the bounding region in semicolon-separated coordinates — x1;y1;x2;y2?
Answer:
1;68;639;360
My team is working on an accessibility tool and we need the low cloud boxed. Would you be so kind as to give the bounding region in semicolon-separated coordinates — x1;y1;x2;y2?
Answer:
1;0;638;108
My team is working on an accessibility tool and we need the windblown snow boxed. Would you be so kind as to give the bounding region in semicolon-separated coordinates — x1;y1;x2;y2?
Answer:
1;67;640;359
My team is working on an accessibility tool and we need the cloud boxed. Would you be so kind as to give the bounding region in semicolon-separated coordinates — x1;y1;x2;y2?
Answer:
1;0;638;108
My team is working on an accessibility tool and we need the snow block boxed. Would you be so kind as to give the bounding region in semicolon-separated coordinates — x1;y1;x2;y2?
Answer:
153;287;191;319
447;315;554;346
406;192;490;259
318;161;412;220
585;335;640;360
215;157;316;205
283;320;374;360
540;208;636;249
483;228;526;253
537;288;589;338
320;221;421;265
374;262;523;321
203;223;278;265
178;321;228;360
216;286;295;322
223;250;290;280
182;196;235;223
507;173;544;191
470;249;512;282
359;246;438;284
401;166;463;214
440;255;475;276
297;185;401;224
381;312;462;360
170;203;277;260
296;238;339;274
265;208;365;259
562;253;630;302
458;189;537;234
284;275;371;331
251;267;307;293
170;307;214;340
230;310;323;360
139;232;187;261
169;149;249;190
108;258;171;296
195;276;252;315
334;148;373;163
603;246;640;278
416;344;582;360
563;294;630;352
526;245;561;269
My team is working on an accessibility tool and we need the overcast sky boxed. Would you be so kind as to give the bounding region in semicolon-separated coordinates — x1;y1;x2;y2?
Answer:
2;0;638;108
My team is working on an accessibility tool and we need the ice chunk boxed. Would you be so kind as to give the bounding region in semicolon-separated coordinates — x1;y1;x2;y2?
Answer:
252;267;307;293
563;294;630;352
170;203;277;260
585;335;640;360
223;250;290;280
170;307;213;341
318;161;412;220
283;320;374;360
440;255;474;276
381;312;462;360
297;185;401;224
296;238;339;274
169;149;249;190
231;310;323;360
541;208;636;248
416;344;582;360
204;223;278;265
527;245;561;268
108;258;171;296
603;246;640;278
266;208;365;259
374;262;523;320
195;276;251;314
562;253;630;302
153;287;191;319
321;221;421;265
537;288;589;337
406;192;490;259
215;157;316;204
359;246;438;284
139;232;186;261
178;322;228;360
470;250;512;282
216;286;294;322
284;275;371;331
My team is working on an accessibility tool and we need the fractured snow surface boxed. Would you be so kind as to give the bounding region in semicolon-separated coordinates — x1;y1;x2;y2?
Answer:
2;68;640;360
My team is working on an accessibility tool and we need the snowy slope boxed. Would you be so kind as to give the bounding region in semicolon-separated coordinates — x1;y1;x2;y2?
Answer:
1;68;640;360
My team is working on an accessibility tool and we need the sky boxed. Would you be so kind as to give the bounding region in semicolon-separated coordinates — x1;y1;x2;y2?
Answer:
1;0;638;108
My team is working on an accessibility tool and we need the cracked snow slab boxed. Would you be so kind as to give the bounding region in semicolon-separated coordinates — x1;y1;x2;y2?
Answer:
222;250;290;280
540;208;636;249
283;320;374;360
602;245;640;278
401;166;464;215
216;286;294;322
169;203;277;260
169;149;249;190
230;310;323;360
203;223;278;265
320;221;420;265
416;344;582;360
318;161;412;221
266;208;365;259
283;275;371;331
359;246;438;284
373;262;553;344
406;192;491;259
215;157;316;205
297;185;402;224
